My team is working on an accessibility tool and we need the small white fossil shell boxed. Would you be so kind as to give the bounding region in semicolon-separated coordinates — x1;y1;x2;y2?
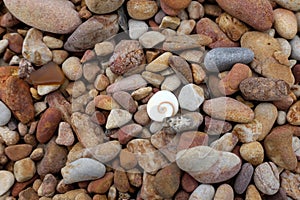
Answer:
147;90;179;122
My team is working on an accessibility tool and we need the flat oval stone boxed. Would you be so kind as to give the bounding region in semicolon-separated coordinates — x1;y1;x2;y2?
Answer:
216;0;274;31
203;97;254;123
204;47;254;72
86;0;125;14
36;107;62;144
176;146;241;183
127;0;158;20
0;170;14;196
3;0;81;34
273;8;297;40
4;144;32;161
169;55;193;83
61;158;106;184
240;77;290;101
84;141;121;163
64;14;119;52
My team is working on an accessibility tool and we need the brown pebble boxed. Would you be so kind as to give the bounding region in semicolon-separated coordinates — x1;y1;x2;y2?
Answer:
181;173;198;193
36;107;61;144
11;175;38;197
0;12;20;27
29;62;65;85
4;144;32;161
240;77;290;101
162;0;191;10
18;187;39;200
127;0;158;20
88;172;114;194
160;0;181;16
114;167;130;193
196;17;239;48
119;148;138;170
3;33;23;53
3;76;34;124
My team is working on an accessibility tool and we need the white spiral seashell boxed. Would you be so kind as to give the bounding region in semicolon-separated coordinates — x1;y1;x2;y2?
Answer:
147;90;179;122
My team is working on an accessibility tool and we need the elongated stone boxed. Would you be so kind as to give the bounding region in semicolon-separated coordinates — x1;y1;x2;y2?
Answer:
176;146;241;183
204;47;254;72
3;0;81;34
106;74;147;93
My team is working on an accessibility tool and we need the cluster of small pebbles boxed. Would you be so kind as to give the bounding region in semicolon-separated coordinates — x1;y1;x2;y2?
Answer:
0;0;300;199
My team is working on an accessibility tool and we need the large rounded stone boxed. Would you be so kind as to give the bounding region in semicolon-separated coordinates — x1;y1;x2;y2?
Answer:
3;0;81;34
176;146;241;183
0;170;14;196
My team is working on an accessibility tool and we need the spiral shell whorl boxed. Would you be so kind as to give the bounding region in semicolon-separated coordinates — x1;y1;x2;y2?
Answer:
147;90;179;122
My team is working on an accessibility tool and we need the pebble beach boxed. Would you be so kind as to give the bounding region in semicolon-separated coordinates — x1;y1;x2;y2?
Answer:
0;0;300;199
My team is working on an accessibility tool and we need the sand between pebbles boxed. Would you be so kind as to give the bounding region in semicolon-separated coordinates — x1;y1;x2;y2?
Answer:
0;0;300;199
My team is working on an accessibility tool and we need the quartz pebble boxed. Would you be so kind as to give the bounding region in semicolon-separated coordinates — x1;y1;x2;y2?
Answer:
204;47;254;72
3;0;81;34
0;126;19;145
128;19;148;40
0;100;11;126
189;184;215;200
37;85;60;96
61;158;106;184
254;162;280;195
105;109;132;129
178;83;204;111
22;28;52;66
176;146;241;183
0;170;14;196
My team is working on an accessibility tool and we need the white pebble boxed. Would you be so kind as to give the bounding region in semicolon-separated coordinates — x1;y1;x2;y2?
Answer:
37;84;60;96
277;111;287;125
0;39;8;54
0;170;15;196
0;101;11;126
128;19;148;40
178;83;204;111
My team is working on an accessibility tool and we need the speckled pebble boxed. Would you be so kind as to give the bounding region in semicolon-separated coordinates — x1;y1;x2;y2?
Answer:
234;163;254;195
287;100;300;125
240;142;264;166
56;122;74;146
273;8;297;40
274;0;300;11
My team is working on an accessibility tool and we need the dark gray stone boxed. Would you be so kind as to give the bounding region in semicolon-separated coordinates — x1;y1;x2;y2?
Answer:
204;47;254;72
234;162;254;194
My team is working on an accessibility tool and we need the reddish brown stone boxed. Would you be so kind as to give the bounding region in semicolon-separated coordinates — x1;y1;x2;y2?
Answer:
3;48;15;63
88;172;114;194
0;66;18;99
36;107;62;143
3;32;23;53
177;131;209;151
160;0;181;16
174;190;190;200
4;144;33;161
11;175;38;197
0;12;20;27
114;167;130;193
181;173;199;193
196;18;239;48
292;64;300;84
4;76;34;124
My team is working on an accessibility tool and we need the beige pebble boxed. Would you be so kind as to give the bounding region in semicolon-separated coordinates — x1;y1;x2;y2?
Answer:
277;111;287;125
245;185;262;200
94;74;110;91
42;36;63;49
52;50;69;65
62;57;83;81
187;1;204;20
240;141;264;166
127;0;158;20
274;8;297;40
37;84;60;96
214;184;234;200
94;41;114;56
14;158;36;182
131;87;152;101
146;52;172;72
159;16;181;30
